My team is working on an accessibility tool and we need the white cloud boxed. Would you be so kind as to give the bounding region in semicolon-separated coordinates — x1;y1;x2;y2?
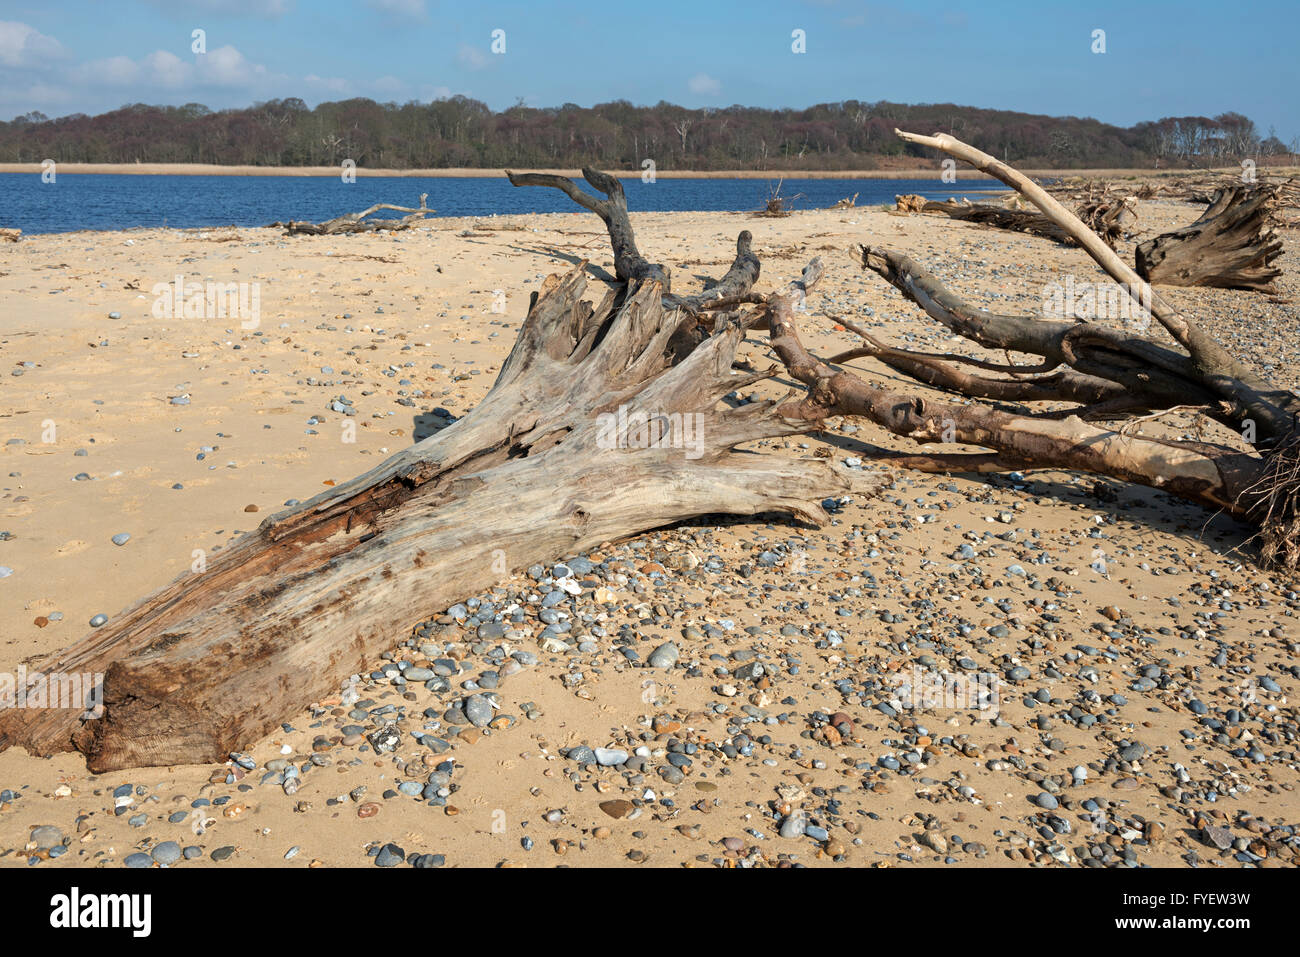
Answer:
64;44;288;98
143;50;191;88
0;17;452;118
688;73;721;96
0;20;64;67
195;44;280;87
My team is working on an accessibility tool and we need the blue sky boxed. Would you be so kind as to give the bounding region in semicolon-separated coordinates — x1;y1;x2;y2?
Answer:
1;0;1296;141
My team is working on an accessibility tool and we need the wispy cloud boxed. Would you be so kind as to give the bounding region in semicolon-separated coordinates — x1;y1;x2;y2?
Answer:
0;20;65;67
688;72;721;96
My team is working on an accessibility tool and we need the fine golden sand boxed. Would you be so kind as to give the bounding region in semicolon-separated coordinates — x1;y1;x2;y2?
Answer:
1;201;1298;868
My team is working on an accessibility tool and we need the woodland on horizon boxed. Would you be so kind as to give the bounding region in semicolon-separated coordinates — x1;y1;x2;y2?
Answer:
2;96;1295;171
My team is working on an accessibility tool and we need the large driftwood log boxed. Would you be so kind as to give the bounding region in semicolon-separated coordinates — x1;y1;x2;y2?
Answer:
0;222;879;771
1135;185;1283;290
284;194;435;235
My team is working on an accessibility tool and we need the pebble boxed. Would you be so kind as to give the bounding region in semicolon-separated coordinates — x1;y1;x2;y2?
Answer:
374;843;405;867
594;747;628;766
29;825;64;849
151;841;182;865
648;643;679;668
463;694;493;727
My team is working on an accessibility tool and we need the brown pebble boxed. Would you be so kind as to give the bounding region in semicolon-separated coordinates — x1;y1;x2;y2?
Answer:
357;802;380;818
599;799;634;819
244;504;259;512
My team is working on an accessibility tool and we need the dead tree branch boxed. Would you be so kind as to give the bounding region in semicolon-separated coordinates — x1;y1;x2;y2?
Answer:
284;194;434;234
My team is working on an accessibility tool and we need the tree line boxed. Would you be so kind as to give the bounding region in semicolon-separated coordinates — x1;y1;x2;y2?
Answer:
2;98;1293;170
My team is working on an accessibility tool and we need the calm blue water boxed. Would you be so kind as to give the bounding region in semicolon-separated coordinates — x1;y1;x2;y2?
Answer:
0;173;1007;234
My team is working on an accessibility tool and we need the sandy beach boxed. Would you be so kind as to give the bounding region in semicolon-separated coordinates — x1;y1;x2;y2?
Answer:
1;199;1297;870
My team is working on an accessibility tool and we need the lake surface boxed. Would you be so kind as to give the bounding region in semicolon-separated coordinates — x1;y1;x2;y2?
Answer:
0;173;1007;234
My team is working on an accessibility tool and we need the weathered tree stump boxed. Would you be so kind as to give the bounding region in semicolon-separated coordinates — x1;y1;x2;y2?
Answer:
1135;185;1283;290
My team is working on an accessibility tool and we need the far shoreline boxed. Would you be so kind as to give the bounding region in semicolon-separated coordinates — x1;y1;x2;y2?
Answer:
0;161;1257;180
